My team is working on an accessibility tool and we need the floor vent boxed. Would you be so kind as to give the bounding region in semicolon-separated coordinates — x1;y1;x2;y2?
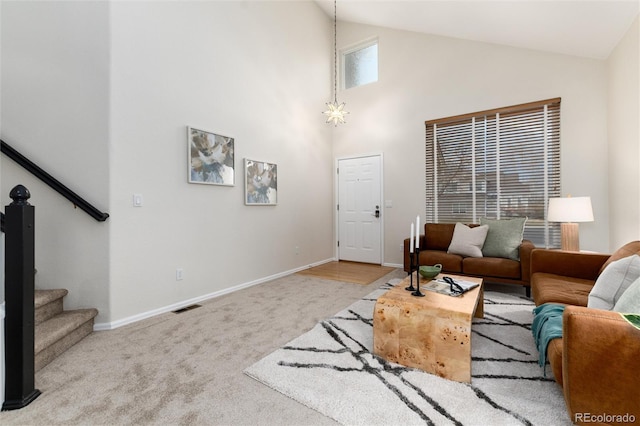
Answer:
172;304;202;314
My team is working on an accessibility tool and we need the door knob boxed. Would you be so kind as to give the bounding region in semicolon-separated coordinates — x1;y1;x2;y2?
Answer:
374;205;380;218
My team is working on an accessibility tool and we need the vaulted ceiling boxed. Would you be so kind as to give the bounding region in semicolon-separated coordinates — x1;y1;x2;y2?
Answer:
315;0;640;59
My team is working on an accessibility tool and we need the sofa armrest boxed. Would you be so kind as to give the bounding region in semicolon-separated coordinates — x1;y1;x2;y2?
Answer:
530;249;610;281
518;240;535;284
562;306;640;424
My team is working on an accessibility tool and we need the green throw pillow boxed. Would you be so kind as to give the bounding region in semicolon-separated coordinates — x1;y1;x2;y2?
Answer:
621;314;640;330
480;217;527;261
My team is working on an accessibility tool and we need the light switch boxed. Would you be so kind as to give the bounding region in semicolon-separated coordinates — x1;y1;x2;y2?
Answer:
133;194;144;207
385;200;392;208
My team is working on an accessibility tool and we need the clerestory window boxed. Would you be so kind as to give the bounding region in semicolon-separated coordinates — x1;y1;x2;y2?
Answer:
425;98;561;248
342;38;378;90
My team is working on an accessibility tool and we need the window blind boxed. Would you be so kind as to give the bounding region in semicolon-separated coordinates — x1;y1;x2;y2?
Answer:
425;99;561;247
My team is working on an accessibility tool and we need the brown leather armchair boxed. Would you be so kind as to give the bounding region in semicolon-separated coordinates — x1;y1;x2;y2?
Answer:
562;306;640;424
530;242;640;425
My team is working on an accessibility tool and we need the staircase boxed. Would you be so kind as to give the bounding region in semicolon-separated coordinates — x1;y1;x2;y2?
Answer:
1;145;108;409
34;289;98;371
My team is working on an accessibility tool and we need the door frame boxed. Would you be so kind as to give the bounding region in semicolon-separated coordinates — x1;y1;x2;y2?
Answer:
334;152;384;264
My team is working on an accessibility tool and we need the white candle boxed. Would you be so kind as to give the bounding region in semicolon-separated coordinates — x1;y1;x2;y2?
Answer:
415;215;420;249
410;223;414;253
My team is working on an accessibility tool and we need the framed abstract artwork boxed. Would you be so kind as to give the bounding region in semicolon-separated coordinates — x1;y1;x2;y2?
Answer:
187;126;235;186
245;159;277;205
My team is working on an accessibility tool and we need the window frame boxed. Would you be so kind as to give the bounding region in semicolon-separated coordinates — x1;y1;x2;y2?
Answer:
425;98;562;248
340;37;379;90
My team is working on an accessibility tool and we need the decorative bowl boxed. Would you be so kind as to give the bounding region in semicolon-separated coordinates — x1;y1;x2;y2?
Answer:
419;264;442;279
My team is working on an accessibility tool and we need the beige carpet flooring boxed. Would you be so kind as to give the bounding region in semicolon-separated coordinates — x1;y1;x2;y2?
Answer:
0;268;407;426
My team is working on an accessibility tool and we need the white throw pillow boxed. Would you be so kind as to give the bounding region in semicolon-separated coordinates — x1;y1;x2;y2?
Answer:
447;223;489;258
613;276;640;313
588;255;640;310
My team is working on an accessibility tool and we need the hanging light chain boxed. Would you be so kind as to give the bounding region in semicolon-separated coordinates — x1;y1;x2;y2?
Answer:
323;0;349;126
333;0;337;104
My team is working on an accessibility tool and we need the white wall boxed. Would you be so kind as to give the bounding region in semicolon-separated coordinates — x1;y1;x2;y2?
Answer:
1;1;111;319
607;15;640;251
108;2;333;323
1;1;333;326
333;22;611;262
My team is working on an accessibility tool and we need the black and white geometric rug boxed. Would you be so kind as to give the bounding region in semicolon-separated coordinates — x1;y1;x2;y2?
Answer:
244;279;571;426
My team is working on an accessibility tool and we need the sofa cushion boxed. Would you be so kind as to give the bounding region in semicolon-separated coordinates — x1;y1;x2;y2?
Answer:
588;255;640;310
531;273;593;306
423;223;457;251
447;223;488;258
462;256;520;279
480;217;527;260
613;276;640;313
418;250;463;273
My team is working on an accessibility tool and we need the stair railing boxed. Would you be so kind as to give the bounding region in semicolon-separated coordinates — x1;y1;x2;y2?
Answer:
1;140;109;223
1;140;107;408
2;185;41;410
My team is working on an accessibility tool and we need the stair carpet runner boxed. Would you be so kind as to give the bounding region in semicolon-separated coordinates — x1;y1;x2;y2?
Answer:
34;289;97;371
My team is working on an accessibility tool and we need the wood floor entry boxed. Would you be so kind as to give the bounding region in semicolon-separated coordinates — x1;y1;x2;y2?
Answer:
297;261;395;285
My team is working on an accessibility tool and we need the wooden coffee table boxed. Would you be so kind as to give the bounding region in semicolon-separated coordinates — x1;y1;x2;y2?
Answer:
373;273;484;383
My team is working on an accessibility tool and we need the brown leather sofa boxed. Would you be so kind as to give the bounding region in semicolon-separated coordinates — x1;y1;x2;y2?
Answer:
530;241;640;425
403;222;535;295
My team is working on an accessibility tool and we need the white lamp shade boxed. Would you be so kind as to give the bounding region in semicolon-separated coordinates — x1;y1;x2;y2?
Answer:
548;196;594;223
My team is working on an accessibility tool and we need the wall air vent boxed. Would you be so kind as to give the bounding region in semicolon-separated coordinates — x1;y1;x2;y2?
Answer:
172;304;202;314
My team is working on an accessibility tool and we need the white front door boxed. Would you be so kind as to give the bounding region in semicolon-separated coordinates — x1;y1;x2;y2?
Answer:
337;155;382;264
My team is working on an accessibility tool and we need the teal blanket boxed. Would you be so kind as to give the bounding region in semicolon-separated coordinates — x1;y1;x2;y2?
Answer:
532;303;565;370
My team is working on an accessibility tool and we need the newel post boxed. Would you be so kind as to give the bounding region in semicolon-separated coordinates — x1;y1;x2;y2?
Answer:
2;184;41;410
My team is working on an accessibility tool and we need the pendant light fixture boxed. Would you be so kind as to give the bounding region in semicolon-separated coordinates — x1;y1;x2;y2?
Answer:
323;0;349;126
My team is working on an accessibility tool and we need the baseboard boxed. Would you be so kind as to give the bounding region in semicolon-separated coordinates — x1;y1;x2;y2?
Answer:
383;262;403;268
94;257;337;331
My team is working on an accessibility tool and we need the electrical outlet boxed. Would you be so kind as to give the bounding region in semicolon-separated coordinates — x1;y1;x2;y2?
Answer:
295;246;299;255
176;268;184;281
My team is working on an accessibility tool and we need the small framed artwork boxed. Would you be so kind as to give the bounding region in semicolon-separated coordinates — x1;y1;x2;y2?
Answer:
245;159;277;205
188;126;235;186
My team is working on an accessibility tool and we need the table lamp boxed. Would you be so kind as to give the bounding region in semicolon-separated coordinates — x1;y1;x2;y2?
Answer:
547;196;594;251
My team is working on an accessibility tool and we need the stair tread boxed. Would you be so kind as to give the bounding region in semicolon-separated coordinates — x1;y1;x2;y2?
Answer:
35;289;68;308
35;308;98;354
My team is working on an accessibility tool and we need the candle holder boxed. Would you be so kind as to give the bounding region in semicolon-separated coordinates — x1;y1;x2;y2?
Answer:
405;251;416;291
411;246;425;297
